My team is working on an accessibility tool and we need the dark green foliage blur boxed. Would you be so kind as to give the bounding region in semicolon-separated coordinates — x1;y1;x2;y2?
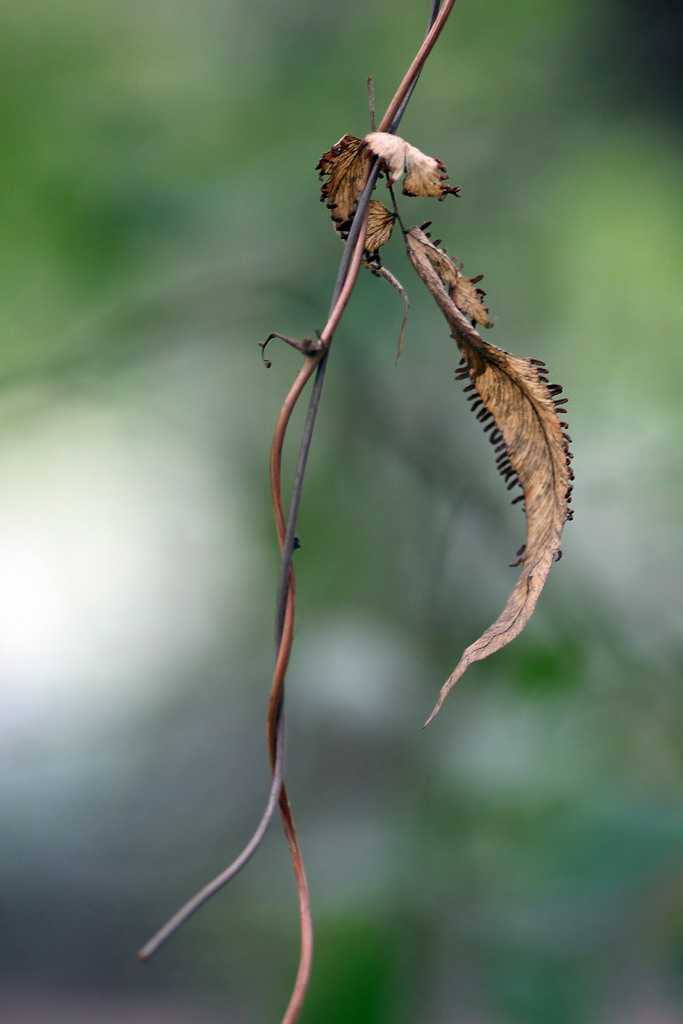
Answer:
1;1;682;1021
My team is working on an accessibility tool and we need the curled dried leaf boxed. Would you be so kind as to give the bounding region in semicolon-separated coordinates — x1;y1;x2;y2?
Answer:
404;227;573;722
317;133;369;225
364;199;397;253
451;270;493;329
337;200;397;254
335;200;397;268
408;229;493;327
364;131;460;200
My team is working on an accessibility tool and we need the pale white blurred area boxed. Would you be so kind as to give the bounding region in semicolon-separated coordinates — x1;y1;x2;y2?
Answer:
0;387;254;737
0;355;278;1024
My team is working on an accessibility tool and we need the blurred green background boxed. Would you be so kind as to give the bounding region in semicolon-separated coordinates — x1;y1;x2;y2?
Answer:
1;1;682;1021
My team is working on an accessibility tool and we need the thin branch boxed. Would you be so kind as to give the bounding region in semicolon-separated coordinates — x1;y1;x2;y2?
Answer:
272;776;312;1024
273;183;376;644
386;0;448;130
367;76;376;131
379;0;455;132
266;355;324;1019
137;712;286;962
267;5;458;1022
137;357;319;965
274;0;457;623
138;5;460;1021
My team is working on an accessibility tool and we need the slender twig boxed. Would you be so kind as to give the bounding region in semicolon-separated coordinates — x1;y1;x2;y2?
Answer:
379;0;455;132
274;0;456;624
367;76;376;131
271;0;455;628
266;354;323;1021
273;182;376;643
136;358;320;964
137;713;285;962
138;5;459;1021
386;0;450;130
265;4;458;1022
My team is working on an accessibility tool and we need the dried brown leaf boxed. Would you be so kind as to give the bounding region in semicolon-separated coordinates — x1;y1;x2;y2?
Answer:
334;200;397;266
365;200;397;252
364;131;460;200
451;271;493;329
410;226;493;327
317;133;369;225
404;227;574;722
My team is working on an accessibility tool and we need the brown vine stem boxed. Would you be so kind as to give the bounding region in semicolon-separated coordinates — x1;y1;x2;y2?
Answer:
378;0;455;132
267;3;457;1021
273;0;457;645
138;2;458;1019
266;353;322;1023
